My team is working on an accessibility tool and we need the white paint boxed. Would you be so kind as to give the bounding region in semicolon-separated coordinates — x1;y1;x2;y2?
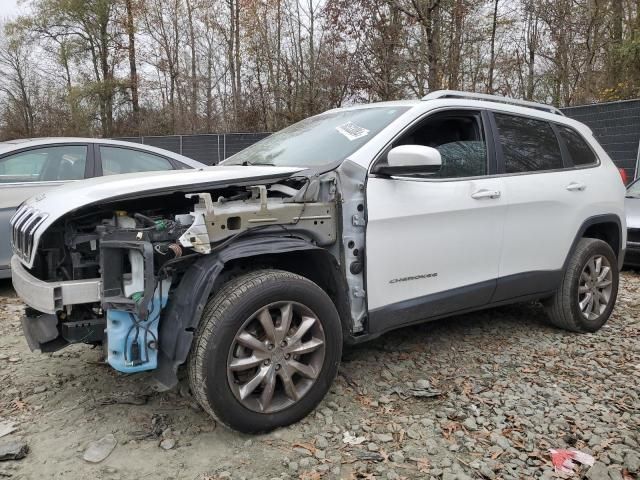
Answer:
366;176;507;309
387;145;441;168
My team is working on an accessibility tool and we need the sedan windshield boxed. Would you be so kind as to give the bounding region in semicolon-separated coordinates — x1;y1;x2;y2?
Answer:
222;106;409;168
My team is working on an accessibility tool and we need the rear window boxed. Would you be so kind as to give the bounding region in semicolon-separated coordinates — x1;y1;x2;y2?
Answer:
494;113;564;173
557;125;598;166
100;146;174;175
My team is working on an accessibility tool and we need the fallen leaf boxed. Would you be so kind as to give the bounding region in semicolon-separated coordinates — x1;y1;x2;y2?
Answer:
0;422;16;439
292;442;316;454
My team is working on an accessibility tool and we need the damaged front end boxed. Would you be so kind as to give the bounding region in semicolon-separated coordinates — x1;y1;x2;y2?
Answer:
13;171;340;381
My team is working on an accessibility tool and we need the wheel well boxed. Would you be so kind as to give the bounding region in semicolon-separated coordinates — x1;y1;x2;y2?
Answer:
582;221;621;257
215;250;352;335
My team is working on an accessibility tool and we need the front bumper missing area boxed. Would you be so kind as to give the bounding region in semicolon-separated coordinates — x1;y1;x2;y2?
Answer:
11;255;102;314
21;312;66;352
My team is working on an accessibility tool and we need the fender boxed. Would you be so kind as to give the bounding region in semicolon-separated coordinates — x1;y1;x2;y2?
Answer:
562;214;624;272
153;235;322;390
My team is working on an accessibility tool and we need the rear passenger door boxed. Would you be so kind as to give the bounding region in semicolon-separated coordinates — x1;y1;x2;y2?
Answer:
491;112;598;300
95;145;176;176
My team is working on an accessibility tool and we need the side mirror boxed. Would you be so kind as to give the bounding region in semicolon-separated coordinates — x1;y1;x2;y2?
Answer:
374;145;442;176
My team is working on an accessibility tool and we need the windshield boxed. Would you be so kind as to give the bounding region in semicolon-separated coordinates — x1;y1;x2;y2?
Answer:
222;106;409;167
627;180;640;198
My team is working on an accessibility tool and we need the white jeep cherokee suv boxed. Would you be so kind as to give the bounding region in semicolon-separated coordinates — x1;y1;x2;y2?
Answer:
11;91;626;433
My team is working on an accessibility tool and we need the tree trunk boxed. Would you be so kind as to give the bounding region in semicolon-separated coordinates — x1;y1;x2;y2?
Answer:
610;0;624;87
488;0;499;94
186;0;198;132
234;0;241;125
125;0;140;132
426;0;442;91
448;0;464;90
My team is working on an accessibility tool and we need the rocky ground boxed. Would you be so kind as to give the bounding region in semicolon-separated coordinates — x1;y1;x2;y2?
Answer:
0;273;639;480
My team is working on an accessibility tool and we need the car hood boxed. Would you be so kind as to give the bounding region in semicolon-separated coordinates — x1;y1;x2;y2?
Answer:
23;165;304;213
13;165;305;268
626;197;640;229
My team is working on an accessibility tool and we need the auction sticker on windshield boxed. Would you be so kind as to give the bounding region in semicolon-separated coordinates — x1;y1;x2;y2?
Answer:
336;122;370;141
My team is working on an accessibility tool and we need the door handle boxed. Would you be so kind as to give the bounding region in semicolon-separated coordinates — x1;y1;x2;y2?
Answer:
471;189;501;200
566;182;586;192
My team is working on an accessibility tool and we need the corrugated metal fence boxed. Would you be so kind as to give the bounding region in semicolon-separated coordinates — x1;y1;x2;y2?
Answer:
562;99;640;180
114;133;271;166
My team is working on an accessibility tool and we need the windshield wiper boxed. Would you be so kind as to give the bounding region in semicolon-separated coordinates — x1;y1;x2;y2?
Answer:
241;160;276;166
626;194;640;199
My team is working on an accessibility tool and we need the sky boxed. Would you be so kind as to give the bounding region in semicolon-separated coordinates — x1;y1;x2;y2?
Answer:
2;0;23;18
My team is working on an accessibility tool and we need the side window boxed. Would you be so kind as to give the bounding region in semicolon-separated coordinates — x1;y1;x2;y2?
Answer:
494;113;563;173
557;125;598;166
100;146;174;176
389;110;488;178
0;145;87;183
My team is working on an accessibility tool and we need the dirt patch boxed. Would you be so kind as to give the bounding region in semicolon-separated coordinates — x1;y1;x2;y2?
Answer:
0;274;639;479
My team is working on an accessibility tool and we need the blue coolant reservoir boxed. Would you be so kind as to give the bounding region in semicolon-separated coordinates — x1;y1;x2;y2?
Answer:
107;279;171;373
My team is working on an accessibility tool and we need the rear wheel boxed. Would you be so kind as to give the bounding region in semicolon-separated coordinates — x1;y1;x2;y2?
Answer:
188;269;342;433
544;238;619;332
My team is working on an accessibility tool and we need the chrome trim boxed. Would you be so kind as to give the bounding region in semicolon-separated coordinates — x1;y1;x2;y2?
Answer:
11;256;102;314
1;180;69;187
10;205;48;265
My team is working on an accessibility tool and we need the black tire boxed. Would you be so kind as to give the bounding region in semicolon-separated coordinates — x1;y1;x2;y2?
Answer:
188;269;342;433
543;238;619;332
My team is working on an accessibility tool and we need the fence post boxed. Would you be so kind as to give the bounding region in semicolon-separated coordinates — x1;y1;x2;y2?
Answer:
633;140;640;180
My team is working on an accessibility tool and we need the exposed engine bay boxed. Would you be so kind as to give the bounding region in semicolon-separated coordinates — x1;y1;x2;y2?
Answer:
25;175;339;374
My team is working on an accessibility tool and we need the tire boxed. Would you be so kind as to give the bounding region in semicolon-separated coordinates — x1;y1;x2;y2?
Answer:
188;269;342;433
543;238;619;333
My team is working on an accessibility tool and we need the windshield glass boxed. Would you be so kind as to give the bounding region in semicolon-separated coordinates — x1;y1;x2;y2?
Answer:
222;106;409;167
627;180;640;197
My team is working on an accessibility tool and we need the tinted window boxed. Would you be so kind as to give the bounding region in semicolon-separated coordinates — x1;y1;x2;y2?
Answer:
390;111;487;178
558;126;597;166
0;145;87;183
100;146;174;176
494;113;563;173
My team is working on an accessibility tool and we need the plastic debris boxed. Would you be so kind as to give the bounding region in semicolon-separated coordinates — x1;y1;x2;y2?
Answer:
342;431;367;445
549;448;595;475
0;423;16;439
83;434;117;463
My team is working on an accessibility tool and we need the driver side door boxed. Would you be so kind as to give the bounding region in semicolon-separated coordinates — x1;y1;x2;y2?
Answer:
365;109;506;333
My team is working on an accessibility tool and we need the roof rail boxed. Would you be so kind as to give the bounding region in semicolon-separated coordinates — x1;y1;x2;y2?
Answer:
422;90;564;116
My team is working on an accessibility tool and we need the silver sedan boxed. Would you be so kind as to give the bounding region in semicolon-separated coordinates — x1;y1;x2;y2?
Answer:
625;178;640;267
0;137;205;278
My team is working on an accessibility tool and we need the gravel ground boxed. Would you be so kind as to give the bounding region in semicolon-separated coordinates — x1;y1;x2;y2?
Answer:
0;272;639;480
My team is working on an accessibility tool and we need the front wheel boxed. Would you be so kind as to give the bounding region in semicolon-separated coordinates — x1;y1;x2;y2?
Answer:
188;269;342;433
544;238;619;332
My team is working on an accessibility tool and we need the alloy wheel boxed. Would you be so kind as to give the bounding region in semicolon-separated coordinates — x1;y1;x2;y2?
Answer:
226;301;326;413
578;254;613;321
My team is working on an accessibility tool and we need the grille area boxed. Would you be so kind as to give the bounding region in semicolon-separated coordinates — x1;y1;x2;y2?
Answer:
629;229;640;244
10;205;48;264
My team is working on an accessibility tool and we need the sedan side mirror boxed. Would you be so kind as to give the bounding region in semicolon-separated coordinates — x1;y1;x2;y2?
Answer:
374;145;442;176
